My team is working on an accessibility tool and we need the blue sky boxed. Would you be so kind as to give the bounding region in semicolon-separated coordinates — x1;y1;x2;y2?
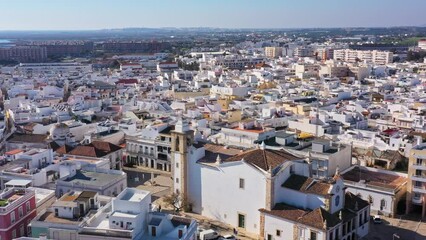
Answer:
1;0;425;30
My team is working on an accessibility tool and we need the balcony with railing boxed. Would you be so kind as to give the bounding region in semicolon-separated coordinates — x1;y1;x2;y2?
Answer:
411;174;426;183
412;161;426;171
412;184;426;194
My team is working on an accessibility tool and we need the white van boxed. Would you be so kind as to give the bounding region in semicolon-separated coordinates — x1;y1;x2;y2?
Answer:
199;229;219;240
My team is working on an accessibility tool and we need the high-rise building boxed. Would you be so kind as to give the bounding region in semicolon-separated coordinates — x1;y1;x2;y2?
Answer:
264;47;283;58
418;39;426;51
27;41;94;57
0;46;47;63
406;143;426;218
333;49;393;65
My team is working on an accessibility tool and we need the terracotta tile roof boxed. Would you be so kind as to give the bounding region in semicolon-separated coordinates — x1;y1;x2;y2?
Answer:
5;149;24;155
68;146;107;158
66;141;121;158
260;203;306;222
299;208;340;230
89;141;122;153
260;204;341;230
224;149;299;171
282;175;331;196
198;144;241;163
49;141;61;151
345;192;369;211
7;133;48;143
341;166;407;190
55;144;75;155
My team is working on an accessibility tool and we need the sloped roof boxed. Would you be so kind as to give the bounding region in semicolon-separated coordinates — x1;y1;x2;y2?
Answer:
66;141;121;158
341;166;407;191
7;133;48;143
260;204;341;230
49;141;62;152
345;192;369;211
55;144;75;155
299;208;340;230
282;175;331;196
224;148;299;171
88;141;122;153
68;146;107;158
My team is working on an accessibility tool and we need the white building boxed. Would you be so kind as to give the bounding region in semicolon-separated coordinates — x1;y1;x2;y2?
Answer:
341;166;407;217
16;62;92;73
211;121;276;148
79;188;198;240
334;49;393;65
171;123;371;239
55;167;127;197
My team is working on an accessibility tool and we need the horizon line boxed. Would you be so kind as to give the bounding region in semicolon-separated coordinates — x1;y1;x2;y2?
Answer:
0;25;425;32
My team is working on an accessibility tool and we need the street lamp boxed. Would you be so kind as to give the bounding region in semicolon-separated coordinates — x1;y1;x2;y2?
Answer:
393;233;400;240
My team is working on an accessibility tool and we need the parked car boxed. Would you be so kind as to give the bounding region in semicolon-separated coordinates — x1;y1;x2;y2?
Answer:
373;215;382;224
219;234;237;240
199;229;219;240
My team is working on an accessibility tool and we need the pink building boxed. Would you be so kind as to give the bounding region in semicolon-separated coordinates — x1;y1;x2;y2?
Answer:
0;188;37;239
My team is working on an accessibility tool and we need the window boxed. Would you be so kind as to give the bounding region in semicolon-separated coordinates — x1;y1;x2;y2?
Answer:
19;206;23;218
238;213;245;228
176;162;179;168
176;178;179;183
178;229;183;238
364;210;368;223
20;224;24;236
26;202;30;212
311;231;317;240
380;199;386;211
11;211;16;223
416;169;422;176
12;230;16;239
151;226;156;237
299;228;305;238
290;165;295;174
335;195;340;207
239;178;245;189
267;234;272;240
276;229;281;236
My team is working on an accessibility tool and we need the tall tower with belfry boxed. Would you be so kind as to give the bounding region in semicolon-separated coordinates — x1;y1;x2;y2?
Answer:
171;118;194;201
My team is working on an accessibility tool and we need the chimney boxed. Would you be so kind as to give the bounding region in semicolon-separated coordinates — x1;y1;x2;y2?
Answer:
215;154;222;165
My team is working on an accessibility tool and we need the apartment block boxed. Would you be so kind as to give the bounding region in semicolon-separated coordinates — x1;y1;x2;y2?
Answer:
333;49;393;65
265;47;283;58
406;144;426;218
0;188;37;239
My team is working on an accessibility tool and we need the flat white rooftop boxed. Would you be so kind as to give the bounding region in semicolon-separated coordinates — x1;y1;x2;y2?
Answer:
118;188;150;202
111;211;138;218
